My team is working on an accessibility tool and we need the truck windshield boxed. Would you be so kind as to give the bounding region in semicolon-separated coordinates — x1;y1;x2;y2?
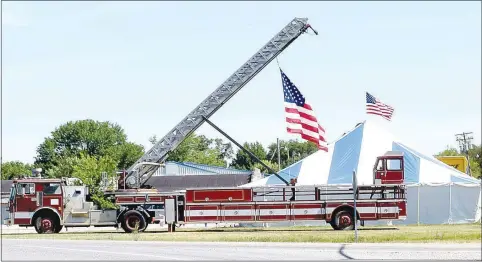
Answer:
43;183;61;195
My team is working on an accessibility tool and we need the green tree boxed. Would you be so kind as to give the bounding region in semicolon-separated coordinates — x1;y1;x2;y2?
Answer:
213;138;234;161
1;161;33;180
468;145;482;175
253;159;278;174
34;119;144;177
230;142;267;170
105;142;145;170
436;147;459;156
266;139;319;169
70;153;117;209
43;156;81;178
148;133;232;167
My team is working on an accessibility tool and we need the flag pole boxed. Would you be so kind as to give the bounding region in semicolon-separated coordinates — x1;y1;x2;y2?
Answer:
353;169;358;243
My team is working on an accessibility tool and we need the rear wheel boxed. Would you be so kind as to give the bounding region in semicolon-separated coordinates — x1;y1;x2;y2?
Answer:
331;210;355;230
121;210;147;233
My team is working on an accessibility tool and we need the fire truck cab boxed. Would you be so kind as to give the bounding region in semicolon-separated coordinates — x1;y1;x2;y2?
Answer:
373;151;405;185
6;178;121;233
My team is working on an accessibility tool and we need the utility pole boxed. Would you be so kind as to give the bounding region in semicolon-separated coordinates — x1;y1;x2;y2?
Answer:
455;132;473;176
277;138;281;171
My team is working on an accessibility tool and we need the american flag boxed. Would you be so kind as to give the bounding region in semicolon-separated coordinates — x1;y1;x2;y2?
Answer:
281;69;328;152
366;92;394;121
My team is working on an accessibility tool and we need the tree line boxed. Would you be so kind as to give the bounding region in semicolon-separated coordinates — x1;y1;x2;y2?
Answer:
2;119;481;182
1;119;319;181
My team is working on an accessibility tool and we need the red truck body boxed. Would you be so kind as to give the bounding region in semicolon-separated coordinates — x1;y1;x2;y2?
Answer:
6;151;407;233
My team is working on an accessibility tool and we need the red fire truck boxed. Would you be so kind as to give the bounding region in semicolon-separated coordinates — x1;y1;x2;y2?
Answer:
5;18;407;234
6;151;407;234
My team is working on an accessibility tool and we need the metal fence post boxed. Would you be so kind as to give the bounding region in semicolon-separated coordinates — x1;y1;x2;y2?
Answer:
353;170;358;243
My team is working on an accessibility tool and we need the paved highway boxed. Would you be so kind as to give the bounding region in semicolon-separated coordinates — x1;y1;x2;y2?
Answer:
1;239;481;260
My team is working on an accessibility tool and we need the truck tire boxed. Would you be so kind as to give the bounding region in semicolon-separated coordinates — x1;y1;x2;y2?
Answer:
34;216;59;234
332;210;355;230
54;225;64;233
139;221;148;232
121;210;147;233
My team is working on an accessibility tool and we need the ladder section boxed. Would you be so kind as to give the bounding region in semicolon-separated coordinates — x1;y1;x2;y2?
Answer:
124;18;315;189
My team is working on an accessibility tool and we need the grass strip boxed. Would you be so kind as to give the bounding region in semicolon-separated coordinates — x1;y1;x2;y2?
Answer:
2;224;480;243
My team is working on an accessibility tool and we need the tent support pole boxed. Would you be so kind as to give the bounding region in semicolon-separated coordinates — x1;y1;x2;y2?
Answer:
449;183;452;224
417;185;420;225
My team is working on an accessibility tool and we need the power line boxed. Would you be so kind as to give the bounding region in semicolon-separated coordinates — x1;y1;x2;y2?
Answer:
455;132;473;176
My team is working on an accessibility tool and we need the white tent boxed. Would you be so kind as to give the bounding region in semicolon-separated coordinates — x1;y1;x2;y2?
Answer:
241;120;481;225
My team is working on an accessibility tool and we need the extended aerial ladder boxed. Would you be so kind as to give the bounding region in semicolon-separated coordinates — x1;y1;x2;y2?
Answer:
122;18;318;190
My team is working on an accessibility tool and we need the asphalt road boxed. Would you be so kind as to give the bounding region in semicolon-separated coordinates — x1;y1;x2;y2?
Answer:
1;239;481;260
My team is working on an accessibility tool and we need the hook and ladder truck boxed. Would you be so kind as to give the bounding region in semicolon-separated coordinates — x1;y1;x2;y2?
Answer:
6;18;408;234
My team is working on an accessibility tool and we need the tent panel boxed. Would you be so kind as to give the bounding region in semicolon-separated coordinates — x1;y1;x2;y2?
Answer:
392;142;420;183
397;142;477;183
297;145;335;185
239;176;269;187
418;185;451;224
450;172;480;184
327;123;364;184
392;186;421;225
451;175;479;183
264;173;293;185
356;121;396;185
274;160;304;182
401;142;479;184
266;161;302;185
477;192;482;222
450;184;481;223
399;143;450;170
418;156;453;183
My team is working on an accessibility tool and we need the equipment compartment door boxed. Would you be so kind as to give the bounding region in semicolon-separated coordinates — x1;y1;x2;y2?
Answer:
377;202;398;219
221;204;255;222
185;205;220;222
290;203;324;220
256;204;289;221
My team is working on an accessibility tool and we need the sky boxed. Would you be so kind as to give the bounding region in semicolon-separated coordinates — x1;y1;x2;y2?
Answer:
1;1;481;164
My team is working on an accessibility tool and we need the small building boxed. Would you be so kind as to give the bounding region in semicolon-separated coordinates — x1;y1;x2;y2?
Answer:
152;161;253;176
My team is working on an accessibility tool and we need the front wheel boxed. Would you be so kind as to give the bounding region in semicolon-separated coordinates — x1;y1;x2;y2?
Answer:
54;225;64;233
34;216;59;234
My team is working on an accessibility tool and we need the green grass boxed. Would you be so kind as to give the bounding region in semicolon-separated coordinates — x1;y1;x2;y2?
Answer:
2;223;481;243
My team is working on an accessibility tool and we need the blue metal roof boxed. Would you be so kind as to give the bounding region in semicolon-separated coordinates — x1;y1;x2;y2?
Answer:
153;161;253;176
